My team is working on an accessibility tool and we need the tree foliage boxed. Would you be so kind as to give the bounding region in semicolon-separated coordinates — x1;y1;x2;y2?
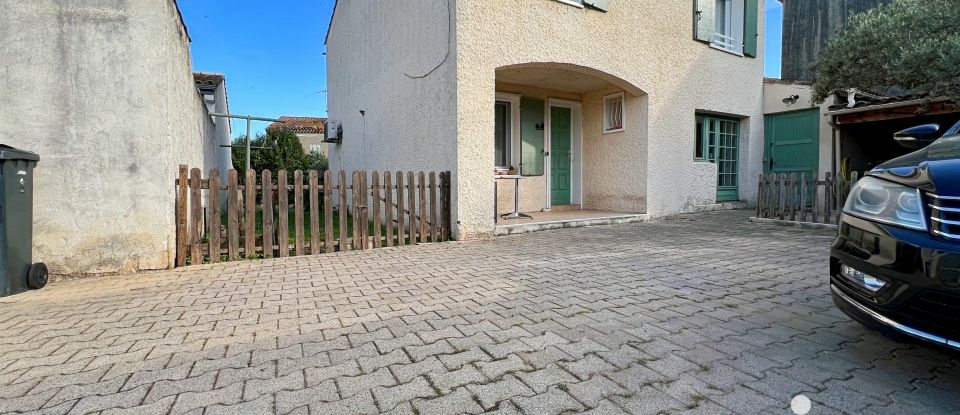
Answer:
811;0;960;102
231;128;328;174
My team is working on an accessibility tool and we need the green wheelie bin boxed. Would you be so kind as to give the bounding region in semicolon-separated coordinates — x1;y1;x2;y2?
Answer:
0;145;46;297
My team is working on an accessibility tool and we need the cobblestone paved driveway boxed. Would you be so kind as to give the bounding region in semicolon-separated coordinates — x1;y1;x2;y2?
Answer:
1;210;958;415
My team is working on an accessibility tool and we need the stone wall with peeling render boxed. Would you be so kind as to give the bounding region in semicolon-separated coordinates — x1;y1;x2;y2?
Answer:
0;0;221;276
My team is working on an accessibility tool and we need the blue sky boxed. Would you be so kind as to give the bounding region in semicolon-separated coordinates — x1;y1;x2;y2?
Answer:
180;0;783;136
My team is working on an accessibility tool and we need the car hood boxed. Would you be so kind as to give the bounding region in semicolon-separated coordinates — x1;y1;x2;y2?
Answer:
871;134;960;196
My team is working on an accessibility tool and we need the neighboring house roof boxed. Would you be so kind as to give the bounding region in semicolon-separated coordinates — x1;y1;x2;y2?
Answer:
193;72;231;134
194;72;225;86
268;116;327;134
827;88;930;112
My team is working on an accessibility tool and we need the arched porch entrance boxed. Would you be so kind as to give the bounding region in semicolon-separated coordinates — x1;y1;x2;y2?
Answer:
492;63;648;230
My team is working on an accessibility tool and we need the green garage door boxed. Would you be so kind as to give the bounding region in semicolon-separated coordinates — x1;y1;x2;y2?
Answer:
764;109;820;180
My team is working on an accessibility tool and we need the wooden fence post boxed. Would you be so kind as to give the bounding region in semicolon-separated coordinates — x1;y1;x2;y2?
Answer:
294;170;305;256
310;170;321;255
190;168;203;264
789;173;798;221
443;171;452;241
176;165;188;267
227;170;240;261
262;170;274;259
756;174;763;218
323;170;333;253
384;172;394;248
352;171;361;250
278;170;289;257
799;172;808;223
338;170;349;252
418;172;427;244
372;171;382;249
824;172;833;223
408;171;416;244
429;172;438;243
396;172;406;247
245;170;256;258
207;169;221;263
361;171;370;250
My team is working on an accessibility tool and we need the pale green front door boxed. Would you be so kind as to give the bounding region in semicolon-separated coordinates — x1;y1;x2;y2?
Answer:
764;109;820;179
550;107;572;205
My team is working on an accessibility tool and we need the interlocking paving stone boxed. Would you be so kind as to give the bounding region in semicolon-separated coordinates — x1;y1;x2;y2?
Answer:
276;379;338;414
67;384;150;414
338;367;398;398
511;386;584;415
310;390;378;414
514;363;577;394
427;364;487;394
566;375;631;408
372;376;438;412
475;355;531;380
390;356;446;383
412;387;484;415
1;211;958;414
305;360;361;386
466;374;535;410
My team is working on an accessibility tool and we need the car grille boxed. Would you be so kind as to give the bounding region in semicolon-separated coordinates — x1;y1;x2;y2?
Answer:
895;291;960;340
928;193;960;241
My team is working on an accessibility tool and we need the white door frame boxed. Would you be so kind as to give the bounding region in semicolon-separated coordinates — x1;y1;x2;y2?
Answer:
545;98;583;211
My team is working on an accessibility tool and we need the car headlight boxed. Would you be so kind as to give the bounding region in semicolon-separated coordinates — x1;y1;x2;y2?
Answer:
843;176;927;231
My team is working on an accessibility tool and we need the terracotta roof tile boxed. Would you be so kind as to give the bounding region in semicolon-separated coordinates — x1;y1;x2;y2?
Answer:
268;116;327;134
194;72;225;86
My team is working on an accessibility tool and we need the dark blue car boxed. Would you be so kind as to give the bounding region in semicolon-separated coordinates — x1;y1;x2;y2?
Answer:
831;119;960;350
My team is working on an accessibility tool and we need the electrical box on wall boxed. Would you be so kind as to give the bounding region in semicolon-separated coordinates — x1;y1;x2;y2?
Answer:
324;120;342;144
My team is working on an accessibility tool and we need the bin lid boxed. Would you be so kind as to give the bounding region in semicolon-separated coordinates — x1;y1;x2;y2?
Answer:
0;145;39;161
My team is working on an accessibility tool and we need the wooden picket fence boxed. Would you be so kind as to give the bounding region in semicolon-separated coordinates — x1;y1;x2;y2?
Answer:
175;165;452;266
755;171;859;225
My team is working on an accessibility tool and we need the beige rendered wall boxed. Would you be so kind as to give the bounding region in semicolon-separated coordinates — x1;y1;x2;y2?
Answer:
326;0;458;211
455;0;767;237
762;81;835;178
0;0;219;275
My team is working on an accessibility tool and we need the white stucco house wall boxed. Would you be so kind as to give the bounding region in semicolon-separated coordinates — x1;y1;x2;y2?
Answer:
326;0;766;239
0;0;231;275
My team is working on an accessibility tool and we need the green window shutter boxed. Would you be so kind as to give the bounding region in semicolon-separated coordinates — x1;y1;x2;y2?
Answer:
743;0;759;57
520;97;545;177
694;0;715;42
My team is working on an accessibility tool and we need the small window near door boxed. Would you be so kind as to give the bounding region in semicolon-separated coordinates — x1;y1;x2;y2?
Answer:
603;92;624;133
495;101;512;169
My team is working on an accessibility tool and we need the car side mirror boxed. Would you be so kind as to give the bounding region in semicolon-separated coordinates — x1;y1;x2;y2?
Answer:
894;123;941;149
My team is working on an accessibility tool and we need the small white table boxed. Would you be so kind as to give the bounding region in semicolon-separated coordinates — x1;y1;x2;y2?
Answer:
495;175;533;221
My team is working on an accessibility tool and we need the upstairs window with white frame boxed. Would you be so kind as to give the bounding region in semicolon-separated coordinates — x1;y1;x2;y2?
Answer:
694;0;759;57
603;93;624;133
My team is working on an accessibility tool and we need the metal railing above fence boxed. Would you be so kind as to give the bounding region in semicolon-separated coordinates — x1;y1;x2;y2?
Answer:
755;171;859;225
175;166;452;267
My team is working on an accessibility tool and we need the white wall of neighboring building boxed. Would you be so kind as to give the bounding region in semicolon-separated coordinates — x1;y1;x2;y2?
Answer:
326;0;458;188
0;0;223;275
211;81;233;174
